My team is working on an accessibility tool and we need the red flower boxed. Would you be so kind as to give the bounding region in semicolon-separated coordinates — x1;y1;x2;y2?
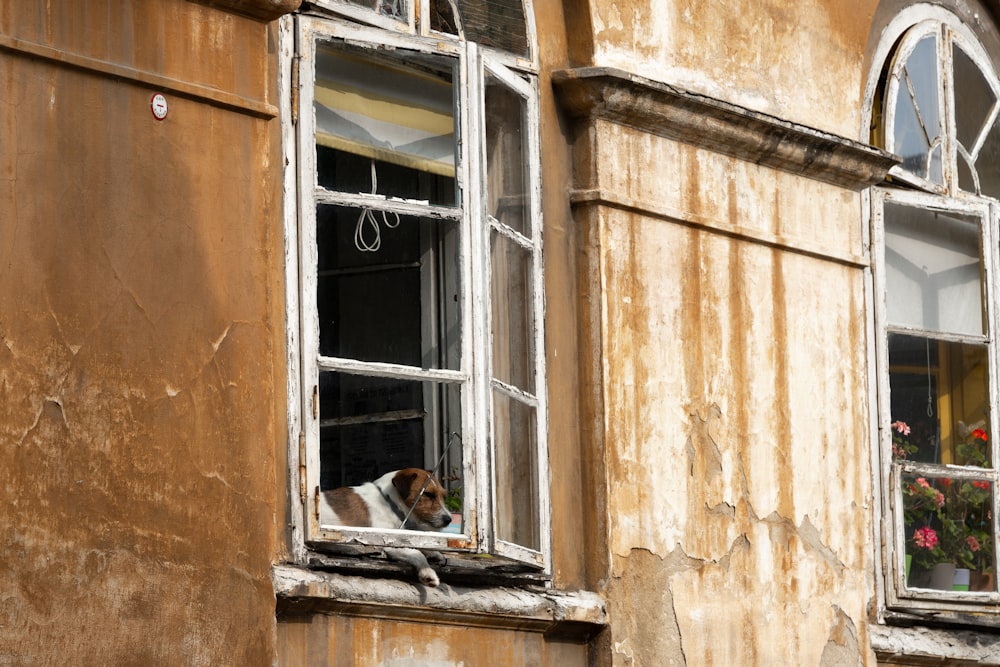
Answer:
972;428;988;442
973;480;991;491
967;535;981;552
914;526;939;549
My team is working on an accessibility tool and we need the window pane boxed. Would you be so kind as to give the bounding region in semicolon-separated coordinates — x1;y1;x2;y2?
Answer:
314;45;458;202
900;471;995;592
893;35;943;184
337;0;408;22
953;45;995;156
485;74;529;236
889;333;991;467
977;121;1000;199
884;203;984;336
493;390;539;550
317;205;461;369
319;372;463;491
450;0;529;57
490;232;534;392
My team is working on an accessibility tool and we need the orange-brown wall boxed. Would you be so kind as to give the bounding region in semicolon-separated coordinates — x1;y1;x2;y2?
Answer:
0;1;290;662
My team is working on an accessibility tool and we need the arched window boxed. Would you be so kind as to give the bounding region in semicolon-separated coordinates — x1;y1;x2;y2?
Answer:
870;7;1000;610
880;16;1000;196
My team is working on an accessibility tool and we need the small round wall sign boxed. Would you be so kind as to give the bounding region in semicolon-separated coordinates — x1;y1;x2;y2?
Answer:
150;93;168;120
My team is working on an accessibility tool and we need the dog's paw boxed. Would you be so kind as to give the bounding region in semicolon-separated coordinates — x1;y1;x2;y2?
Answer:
425;549;445;565
417;567;440;587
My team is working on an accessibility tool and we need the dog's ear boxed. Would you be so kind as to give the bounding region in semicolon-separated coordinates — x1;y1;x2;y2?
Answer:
392;469;419;497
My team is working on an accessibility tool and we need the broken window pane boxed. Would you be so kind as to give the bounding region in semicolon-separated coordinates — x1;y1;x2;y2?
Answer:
893;35;943;184
452;0;529;57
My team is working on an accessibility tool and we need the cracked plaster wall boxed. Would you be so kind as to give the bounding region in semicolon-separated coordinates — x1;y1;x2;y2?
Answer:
0;2;286;663
577;120;876;665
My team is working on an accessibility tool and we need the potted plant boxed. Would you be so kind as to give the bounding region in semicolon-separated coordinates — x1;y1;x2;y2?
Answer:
894;420;995;591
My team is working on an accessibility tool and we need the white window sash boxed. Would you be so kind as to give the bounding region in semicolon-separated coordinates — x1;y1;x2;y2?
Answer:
292;16;549;571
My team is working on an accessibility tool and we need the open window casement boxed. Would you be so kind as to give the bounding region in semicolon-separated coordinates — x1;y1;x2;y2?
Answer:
872;10;1000;613
294;15;549;574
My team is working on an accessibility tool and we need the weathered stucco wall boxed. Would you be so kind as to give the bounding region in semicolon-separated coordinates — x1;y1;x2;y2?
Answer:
0;1;289;663
571;117;876;664
580;0;878;137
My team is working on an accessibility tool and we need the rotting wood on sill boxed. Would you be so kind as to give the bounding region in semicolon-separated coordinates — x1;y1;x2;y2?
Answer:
271;564;607;639
305;543;550;587
552;66;901;191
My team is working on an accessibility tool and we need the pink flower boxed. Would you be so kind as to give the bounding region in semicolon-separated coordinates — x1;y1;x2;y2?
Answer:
913;526;938;549
916;477;930;488
933;491;945;508
892;421;911;436
967;535;981;552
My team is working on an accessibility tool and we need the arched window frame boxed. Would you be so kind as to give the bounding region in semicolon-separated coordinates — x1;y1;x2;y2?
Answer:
866;5;1000;615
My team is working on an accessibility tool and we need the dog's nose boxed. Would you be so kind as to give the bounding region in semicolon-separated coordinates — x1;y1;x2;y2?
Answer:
441;513;452;526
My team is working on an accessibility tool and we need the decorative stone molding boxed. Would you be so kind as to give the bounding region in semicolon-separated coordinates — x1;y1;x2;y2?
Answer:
190;0;301;21
272;564;608;639
552;66;899;192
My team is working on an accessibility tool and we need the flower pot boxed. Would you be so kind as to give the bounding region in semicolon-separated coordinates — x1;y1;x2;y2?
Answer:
971;571;995;592
928;562;956;590
952;567;970;591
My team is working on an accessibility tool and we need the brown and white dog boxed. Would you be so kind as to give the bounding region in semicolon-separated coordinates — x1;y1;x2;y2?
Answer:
319;468;452;586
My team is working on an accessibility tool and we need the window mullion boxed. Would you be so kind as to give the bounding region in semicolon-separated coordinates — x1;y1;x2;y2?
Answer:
461;41;493;554
940;25;956;194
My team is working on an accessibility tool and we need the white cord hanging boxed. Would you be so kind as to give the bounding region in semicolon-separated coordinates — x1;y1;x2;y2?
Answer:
355;160;400;253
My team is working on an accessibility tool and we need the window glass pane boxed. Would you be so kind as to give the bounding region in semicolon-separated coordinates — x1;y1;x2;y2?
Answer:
884;203;984;336
493;390;539;550
490;232;534;392
315;45;458;203
893;35;943;184
449;0;529;57
317;205;461;369
900;471;995;592
953;45;995;156
336;0;408;22
485;74;529;236
889;333;991;467
319;372;463;492
977;121;1000;199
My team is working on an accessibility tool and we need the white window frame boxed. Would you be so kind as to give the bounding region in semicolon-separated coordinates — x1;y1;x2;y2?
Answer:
308;0;538;71
867;4;1000;614
282;12;550;574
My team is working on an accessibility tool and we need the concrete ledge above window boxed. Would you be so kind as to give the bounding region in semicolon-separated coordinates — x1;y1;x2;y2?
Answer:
190;0;301;21
271;564;607;639
870;624;1000;665
552;66;900;191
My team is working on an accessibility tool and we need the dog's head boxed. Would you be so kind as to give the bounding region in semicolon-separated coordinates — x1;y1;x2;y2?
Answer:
391;468;453;531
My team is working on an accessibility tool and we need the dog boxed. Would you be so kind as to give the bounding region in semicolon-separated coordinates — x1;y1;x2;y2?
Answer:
319;468;452;587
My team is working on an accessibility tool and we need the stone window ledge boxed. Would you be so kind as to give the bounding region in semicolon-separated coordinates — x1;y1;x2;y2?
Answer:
870;623;1000;665
272;564;607;640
